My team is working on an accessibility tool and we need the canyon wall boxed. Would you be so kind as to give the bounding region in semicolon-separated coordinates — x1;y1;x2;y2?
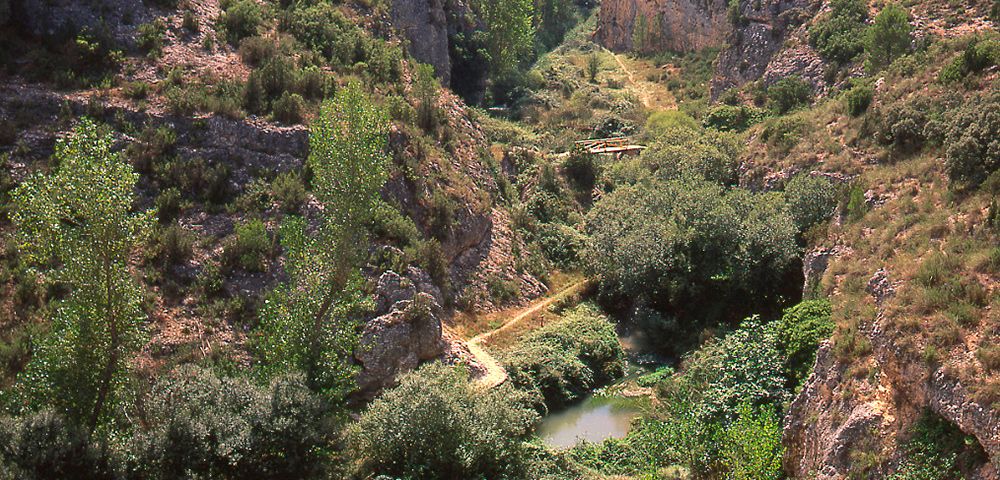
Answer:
595;0;730;53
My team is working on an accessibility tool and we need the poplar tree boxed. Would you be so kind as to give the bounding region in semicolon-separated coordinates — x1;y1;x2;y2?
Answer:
11;119;153;432
255;83;389;400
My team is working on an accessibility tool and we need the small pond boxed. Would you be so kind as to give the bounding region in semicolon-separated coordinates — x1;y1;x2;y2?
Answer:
537;395;642;449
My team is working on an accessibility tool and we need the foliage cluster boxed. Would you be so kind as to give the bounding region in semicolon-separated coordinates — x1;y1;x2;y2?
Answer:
347;363;538;479
501;303;626;410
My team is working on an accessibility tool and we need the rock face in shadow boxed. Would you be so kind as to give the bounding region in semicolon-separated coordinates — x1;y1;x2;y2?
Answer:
389;0;481;89
390;0;452;83
595;0;729;53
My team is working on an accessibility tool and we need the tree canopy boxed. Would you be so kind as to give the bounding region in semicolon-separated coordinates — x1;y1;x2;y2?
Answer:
10;119;153;432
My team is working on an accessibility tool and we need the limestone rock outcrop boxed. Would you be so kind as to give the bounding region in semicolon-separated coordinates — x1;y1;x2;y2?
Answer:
595;0;730;53
355;271;448;396
710;0;823;98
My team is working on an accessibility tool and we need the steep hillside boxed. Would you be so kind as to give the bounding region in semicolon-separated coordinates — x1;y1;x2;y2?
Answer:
0;0;548;398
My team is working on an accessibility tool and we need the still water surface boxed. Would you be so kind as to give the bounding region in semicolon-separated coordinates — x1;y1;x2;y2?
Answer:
537;396;641;448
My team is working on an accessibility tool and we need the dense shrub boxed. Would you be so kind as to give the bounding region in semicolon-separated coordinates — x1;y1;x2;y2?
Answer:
776;300;833;388
759;115;806;152
271;91;306;124
282;2;358;66
942;94;1000;188
703;104;766;132
137;20;167;58
583;176;797;304
218;0;265;45
888;411;987;480
865;3;912;71
580;319;789;478
414;64;440;132
873;96;934;153
940;36;1000;84
128;366;333;480
767;76;813;114
222;219;271;272
844;81;874;116
633;126;742;186
0;410;116;480
271;171;306;213
644;110;699;139
719;403;784;480
784;174;837;231
810;0;868;63
501;304;626;409
561;147;598;191
347;363;537;479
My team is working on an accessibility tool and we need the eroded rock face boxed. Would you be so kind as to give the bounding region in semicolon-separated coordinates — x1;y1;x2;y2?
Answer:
389;0;480;87
710;0;823;99
11;0;155;46
596;0;729;53
355;271;448;397
390;0;452;83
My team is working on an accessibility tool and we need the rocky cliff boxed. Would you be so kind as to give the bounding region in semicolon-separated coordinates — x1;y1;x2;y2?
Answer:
389;0;481;89
595;0;729;53
710;0;823;98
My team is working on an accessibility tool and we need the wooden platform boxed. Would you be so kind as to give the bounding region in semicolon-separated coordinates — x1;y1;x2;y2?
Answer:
574;137;646;155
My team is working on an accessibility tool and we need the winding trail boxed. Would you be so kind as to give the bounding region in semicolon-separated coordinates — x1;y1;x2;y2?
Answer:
465;280;590;389
601;46;676;111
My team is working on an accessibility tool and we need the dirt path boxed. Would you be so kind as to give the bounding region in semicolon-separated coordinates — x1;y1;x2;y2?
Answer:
465;280;590;388
602;47;676;111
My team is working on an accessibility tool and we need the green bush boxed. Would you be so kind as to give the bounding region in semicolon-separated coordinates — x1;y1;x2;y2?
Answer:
501;303;627;410
282;2;358;65
271;171;307;213
767;76;813;114
271;91;306;124
809;0;868;63
776;300;833;388
150;222;196;267
218;0;265;45
874;96;932;153
237;35;278;66
128;366;333;480
940;37;1000;84
703;104;767;132
784;174;837;231
0;410;116;480
589;319;789;477
865;3;912;72
644;110;699;139
943;94;1000;188
347;363;537;479
844;81;874;116
222;219;271;272
719;403;784;480
888;411;987;480
137;20;167;58
126;125;176;174
155;187;184;224
759;115;806;151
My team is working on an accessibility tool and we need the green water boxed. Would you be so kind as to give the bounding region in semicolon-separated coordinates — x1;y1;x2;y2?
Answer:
537;395;641;448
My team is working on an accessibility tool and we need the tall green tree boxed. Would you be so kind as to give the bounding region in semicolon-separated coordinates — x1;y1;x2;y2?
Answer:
255;83;389;400
11;119;153;432
866;3;912;71
475;0;536;91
